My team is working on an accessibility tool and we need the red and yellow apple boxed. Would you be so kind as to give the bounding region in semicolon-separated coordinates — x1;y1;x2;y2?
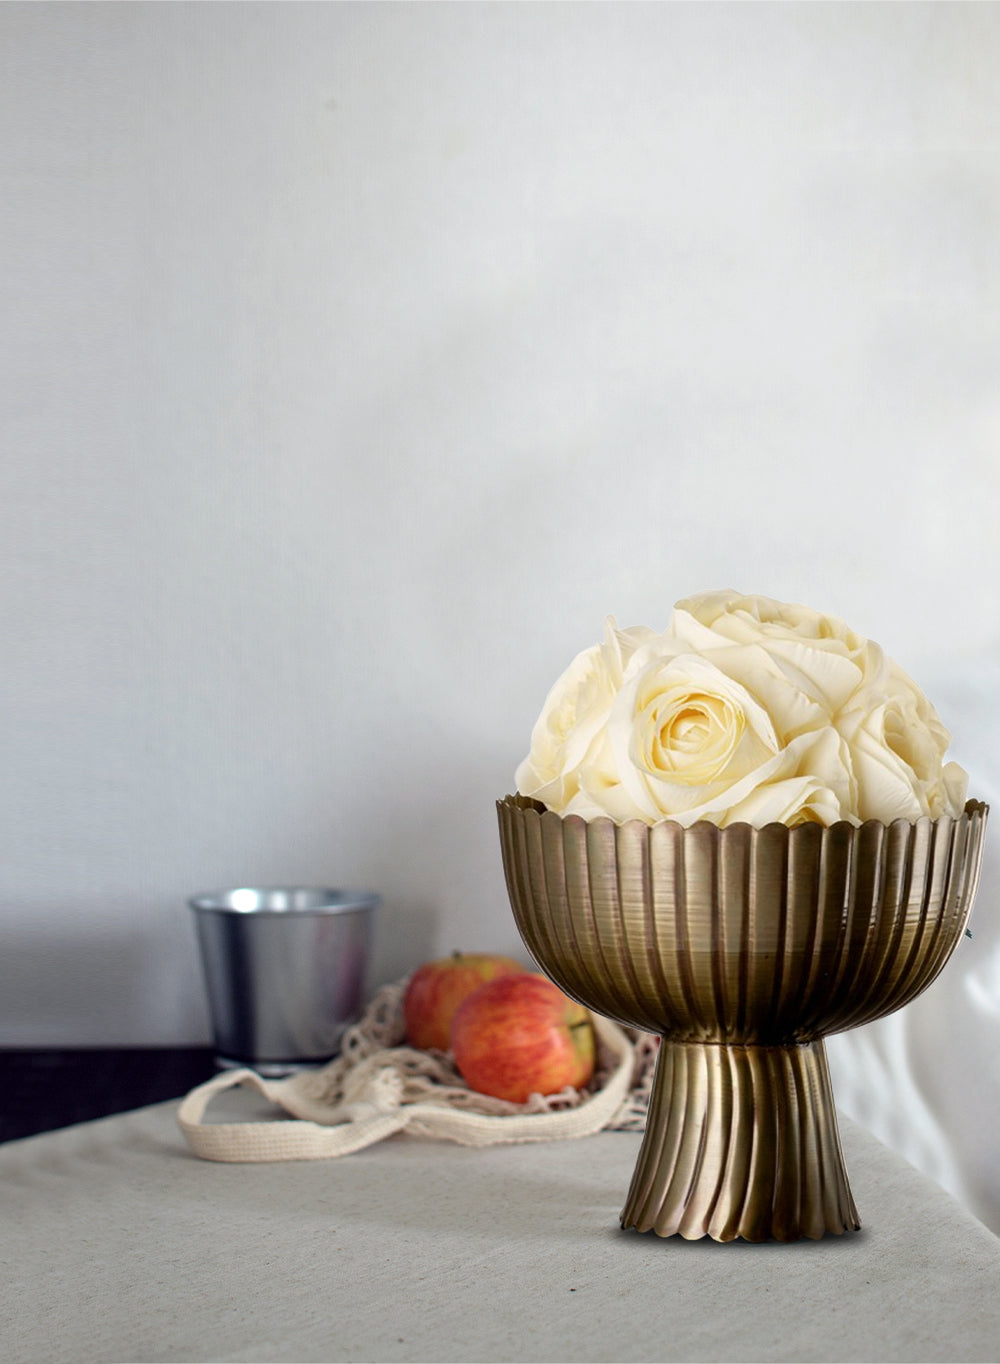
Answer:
402;951;526;1052
450;973;596;1103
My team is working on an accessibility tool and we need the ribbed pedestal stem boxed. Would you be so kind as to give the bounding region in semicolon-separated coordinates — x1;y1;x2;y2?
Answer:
621;1039;859;1242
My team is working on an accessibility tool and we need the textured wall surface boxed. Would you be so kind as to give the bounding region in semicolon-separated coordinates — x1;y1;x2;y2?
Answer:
4;3;999;1228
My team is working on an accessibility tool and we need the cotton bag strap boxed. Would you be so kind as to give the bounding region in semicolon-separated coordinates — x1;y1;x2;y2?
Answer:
177;1010;637;1163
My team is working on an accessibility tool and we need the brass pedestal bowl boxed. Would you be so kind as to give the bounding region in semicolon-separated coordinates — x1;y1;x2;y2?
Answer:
497;794;988;1242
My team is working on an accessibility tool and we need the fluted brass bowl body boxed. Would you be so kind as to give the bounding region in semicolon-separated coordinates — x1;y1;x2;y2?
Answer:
497;794;988;1242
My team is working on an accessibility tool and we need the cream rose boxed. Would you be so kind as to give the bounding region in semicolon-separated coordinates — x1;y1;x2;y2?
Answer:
514;617;656;812
563;642;853;828
515;591;969;828
836;659;969;821
671;590;882;715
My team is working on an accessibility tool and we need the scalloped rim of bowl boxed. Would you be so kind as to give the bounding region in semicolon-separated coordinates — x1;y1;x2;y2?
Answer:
499;792;988;835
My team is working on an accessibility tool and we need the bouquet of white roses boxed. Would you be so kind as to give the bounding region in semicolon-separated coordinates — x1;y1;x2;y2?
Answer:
516;591;968;829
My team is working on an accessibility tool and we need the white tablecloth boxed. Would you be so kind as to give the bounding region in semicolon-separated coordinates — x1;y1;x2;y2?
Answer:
3;1099;999;1364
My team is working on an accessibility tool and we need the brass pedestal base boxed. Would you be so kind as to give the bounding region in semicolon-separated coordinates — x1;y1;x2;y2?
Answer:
621;1039;860;1243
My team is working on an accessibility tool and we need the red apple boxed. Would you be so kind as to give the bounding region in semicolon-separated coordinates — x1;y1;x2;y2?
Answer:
403;951;526;1052
450;973;595;1103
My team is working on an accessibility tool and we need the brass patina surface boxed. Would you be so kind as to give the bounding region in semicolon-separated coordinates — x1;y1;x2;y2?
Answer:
497;794;988;1242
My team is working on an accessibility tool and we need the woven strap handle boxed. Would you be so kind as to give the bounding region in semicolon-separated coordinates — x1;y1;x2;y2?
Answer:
177;1013;635;1162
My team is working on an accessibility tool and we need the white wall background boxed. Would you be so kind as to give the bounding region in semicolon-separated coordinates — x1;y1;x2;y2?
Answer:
4;3;1000;1229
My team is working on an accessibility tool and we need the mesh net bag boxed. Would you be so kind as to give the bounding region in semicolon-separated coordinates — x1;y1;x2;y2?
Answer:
177;978;658;1162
